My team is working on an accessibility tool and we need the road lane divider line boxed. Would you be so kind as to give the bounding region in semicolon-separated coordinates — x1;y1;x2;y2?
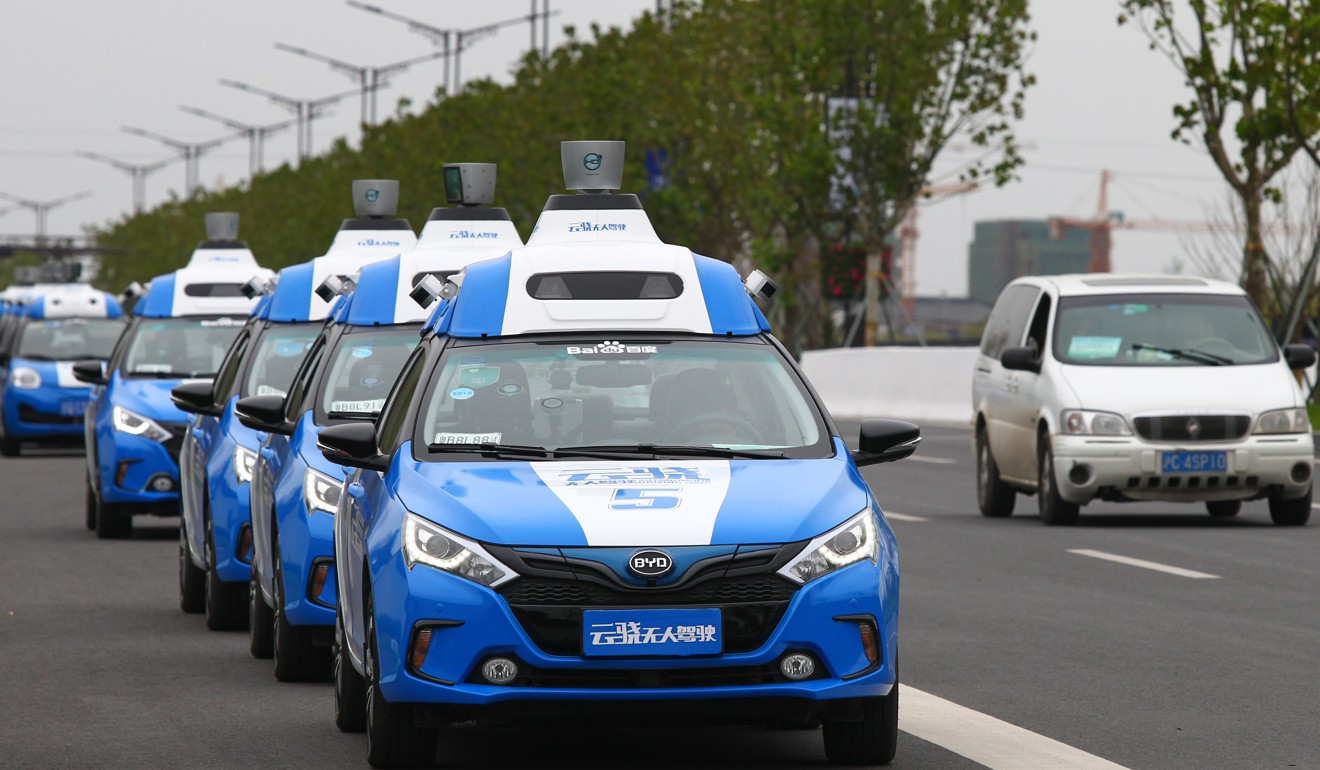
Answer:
908;455;957;465
883;512;928;522
1066;549;1219;579
900;685;1131;769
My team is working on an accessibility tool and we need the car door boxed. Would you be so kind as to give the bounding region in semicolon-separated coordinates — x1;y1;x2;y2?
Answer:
999;290;1051;481
975;284;1039;482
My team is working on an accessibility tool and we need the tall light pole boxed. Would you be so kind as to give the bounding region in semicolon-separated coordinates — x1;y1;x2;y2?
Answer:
0;191;94;244
120;126;240;196
74;151;180;213
178;106;296;176
272;43;446;125
218;80;359;159
345;1;558;95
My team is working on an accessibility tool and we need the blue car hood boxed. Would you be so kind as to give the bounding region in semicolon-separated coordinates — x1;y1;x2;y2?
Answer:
395;440;869;547
110;374;189;423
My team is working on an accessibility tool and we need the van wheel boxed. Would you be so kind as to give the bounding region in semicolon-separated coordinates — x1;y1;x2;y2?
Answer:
1037;438;1079;526
1269;486;1312;526
976;427;1015;517
822;683;898;765
1205;500;1241;518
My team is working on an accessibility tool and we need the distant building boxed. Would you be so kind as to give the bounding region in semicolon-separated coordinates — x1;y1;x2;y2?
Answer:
911;296;991;343
968;220;1091;305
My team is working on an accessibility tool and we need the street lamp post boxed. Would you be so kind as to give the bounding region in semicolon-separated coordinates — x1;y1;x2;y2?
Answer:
0;191;94;245
74;151;181;213
120;126;241;196
178;106;296;176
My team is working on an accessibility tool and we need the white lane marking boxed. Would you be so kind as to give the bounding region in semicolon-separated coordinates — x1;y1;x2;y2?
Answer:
1066;549;1219;579
883;511;928;522
908;455;957;465
901;685;1131;769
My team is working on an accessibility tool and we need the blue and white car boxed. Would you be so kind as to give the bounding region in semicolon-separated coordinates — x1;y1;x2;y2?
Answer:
319;143;917;768
172;186;416;632
79;218;270;539
0;286;124;456
235;167;520;681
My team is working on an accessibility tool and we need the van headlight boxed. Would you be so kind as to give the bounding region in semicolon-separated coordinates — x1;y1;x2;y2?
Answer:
11;367;41;389
112;406;172;442
778;509;879;584
1254;407;1310;434
233;445;258;485
403;513;516;587
1061;410;1131;436
303;468;342;515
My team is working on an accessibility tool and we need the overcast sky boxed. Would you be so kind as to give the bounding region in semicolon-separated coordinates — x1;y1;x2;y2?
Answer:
0;1;1297;297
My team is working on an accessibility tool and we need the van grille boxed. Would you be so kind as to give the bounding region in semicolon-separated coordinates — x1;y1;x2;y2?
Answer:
1133;415;1249;442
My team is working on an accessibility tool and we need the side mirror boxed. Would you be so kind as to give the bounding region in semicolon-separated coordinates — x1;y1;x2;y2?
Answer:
318;422;390;471
1000;346;1041;374
853;419;921;467
171;379;221;417
72;360;108;386
1284;344;1316;370
234;395;294;436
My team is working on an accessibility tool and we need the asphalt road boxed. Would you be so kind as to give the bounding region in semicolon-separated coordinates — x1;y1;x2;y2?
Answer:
2;426;1318;769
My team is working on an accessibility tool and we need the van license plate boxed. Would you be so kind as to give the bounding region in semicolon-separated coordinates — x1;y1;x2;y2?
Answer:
1161;451;1227;473
582;608;721;657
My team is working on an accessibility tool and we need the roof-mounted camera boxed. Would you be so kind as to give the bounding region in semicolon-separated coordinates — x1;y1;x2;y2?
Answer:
240;275;276;299
443;163;496;207
315;274;357;303
744;269;779;304
409;273;462;309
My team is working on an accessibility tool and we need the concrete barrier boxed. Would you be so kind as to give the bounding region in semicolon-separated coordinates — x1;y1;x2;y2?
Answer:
800;346;979;428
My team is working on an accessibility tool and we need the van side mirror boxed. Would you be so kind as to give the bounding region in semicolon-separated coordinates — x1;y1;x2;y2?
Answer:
1284;344;1316;370
234;395;295;436
1000;346;1041;374
72;360;108;386
318;422;390;471
171;380;222;417
853;419;921;467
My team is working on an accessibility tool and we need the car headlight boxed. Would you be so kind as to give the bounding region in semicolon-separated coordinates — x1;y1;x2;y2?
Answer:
233;445;258;485
1254;407;1310;435
112;406;172;442
303;468;342;516
778;509;879;584
403;513;517;588
11;367;41;389
1061;409;1131;436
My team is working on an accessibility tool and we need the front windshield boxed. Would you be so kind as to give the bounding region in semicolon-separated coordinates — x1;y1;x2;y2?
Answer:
16;318;125;360
1053;293;1278;367
121;317;245;378
415;336;829;458
317;326;420;421
244;322;319;398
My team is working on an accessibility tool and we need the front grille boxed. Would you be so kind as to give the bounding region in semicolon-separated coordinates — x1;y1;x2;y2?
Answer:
1133;414;1249;442
18;404;82;425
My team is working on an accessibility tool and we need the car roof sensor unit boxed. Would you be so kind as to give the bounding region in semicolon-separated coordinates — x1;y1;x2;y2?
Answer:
353;179;400;218
444;163;496;207
187;212;261;268
315;274;357;304
525;140;660;247
561;140;625;194
204;212;240;241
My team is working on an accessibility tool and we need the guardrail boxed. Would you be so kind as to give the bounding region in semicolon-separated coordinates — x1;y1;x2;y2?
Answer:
800;346;978;428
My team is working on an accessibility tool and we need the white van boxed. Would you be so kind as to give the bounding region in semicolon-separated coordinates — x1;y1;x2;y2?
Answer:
971;274;1315;525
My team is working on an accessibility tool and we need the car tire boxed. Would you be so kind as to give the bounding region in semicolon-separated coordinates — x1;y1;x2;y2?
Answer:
976;427;1016;518
366;589;434;769
1205;500;1242;518
822;683;898;765
336;606;367;733
178;521;205;614
94;494;132;540
204;513;249;631
85;481;98;531
249;568;275;659
1269;485;1312;526
1037;438;1080;526
273;538;331;682
0;434;20;457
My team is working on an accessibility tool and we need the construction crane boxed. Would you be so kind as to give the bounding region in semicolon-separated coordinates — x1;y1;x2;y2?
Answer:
896;181;978;314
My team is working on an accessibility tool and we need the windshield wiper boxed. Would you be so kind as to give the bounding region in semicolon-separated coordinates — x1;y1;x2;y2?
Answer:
555;443;786;460
327;410;378;421
426;441;552;458
1131;342;1232;365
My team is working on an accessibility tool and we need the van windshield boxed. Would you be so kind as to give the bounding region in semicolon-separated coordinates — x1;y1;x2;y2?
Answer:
1052;293;1277;366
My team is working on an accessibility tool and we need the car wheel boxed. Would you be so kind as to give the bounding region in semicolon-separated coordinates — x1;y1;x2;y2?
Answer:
822;683;898;765
0;434;20;457
204;512;249;631
365;589;435;769
94;494;132;540
1205;500;1242;518
976;427;1016;518
1037;438;1079;526
272;537;331;682
336;606;367;733
249;568;274;659
1269;485;1312;526
178;521;205;614
85;480;98;531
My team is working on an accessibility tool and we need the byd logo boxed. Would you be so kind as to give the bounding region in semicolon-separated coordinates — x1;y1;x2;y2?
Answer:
628;549;673;578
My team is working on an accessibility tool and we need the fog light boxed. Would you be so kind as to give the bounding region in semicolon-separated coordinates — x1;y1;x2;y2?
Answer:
1068;464;1091;485
780;652;816;680
1292;462;1311;484
858;621;879;665
481;657;519;685
309;562;330;600
149;475;176;492
411;628;433;672
116;461;135;487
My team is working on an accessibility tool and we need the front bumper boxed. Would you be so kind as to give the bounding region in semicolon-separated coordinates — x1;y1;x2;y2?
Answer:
1051;432;1314;504
208;452;256;583
370;555;897;717
2;386;91;440
278;500;338;627
97;424;186;511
